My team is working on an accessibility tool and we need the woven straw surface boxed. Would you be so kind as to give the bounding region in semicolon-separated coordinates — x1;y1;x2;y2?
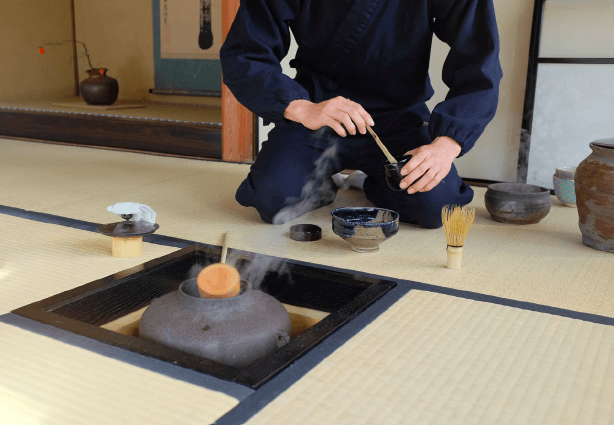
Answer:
0;214;239;424
1;138;613;317
0;214;177;315
0;100;221;123
50;102;146;110
1;137;614;424
246;290;614;425
0;323;239;425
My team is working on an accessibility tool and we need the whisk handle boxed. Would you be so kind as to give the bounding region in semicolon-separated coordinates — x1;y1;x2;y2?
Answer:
446;246;463;270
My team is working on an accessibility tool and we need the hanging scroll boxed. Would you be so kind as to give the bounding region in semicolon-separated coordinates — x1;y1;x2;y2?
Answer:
160;0;223;60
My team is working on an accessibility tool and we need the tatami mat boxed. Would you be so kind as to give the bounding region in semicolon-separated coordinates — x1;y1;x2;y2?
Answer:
0;213;242;424
2;137;614;425
0;214;177;315
0;323;239;425
1;137;613;318
0;99;222;124
245;290;614;425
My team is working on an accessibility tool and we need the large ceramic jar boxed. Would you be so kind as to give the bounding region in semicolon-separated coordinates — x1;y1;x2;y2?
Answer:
139;279;292;368
80;68;119;105
575;139;614;253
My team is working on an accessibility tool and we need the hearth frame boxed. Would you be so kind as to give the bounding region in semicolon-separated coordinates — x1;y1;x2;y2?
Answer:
11;245;396;389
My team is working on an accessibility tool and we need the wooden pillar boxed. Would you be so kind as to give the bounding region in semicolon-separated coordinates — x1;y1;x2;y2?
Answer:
70;0;80;96
221;0;255;163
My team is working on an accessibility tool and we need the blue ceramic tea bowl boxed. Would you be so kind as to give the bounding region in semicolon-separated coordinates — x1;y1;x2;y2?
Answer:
331;207;399;253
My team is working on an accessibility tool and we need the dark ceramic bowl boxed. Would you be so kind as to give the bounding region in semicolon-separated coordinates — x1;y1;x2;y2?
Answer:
331;207;399;252
484;183;551;224
383;155;412;191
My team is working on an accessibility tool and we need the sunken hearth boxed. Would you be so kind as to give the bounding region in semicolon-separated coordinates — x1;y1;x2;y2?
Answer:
12;245;395;389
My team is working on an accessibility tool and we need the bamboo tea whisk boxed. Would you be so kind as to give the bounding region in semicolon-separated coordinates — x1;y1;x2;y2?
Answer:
442;205;475;270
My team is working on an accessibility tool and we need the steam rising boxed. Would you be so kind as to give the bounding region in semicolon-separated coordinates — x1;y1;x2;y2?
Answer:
185;129;341;291
516;129;531;182
272;139;340;225
186;251;290;291
235;253;291;291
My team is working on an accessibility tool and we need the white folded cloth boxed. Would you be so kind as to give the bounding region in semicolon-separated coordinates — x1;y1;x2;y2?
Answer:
107;202;156;224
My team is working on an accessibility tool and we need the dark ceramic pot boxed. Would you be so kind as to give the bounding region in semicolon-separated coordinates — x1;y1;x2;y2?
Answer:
331;207;399;252
80;68;119;105
484;183;551;224
575;139;614;253
139;279;291;368
382;154;430;192
383;155;412;191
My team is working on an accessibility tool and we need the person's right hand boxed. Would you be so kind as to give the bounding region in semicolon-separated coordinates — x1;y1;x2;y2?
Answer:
284;97;374;137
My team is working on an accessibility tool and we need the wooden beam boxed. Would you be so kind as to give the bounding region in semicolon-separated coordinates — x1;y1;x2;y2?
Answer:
0;110;222;159
221;0;255;163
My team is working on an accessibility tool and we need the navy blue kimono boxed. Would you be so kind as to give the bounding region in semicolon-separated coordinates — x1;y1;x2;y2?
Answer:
221;0;502;228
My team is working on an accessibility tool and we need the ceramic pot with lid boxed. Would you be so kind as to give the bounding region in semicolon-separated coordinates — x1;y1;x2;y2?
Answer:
575;139;614;253
139;278;292;368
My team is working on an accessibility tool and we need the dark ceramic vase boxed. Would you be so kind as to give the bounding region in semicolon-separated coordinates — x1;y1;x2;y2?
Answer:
139;279;292;368
575;139;614;253
80;68;119;105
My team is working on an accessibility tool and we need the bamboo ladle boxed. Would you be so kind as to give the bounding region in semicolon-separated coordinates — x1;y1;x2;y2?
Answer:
367;125;396;164
197;231;241;298
220;230;230;264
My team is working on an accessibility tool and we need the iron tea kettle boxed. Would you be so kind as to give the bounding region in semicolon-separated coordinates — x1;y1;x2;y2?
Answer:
139;278;292;369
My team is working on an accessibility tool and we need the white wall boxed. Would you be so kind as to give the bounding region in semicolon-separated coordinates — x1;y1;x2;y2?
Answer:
522;0;614;188
74;0;220;107
258;0;537;182
427;0;535;181
1;0;74;101
540;0;614;58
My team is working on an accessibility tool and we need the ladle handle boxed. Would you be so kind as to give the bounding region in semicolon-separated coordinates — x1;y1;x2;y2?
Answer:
367;126;397;164
221;231;230;264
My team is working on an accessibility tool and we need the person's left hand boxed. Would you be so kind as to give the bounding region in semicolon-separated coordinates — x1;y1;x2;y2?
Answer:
399;136;462;194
